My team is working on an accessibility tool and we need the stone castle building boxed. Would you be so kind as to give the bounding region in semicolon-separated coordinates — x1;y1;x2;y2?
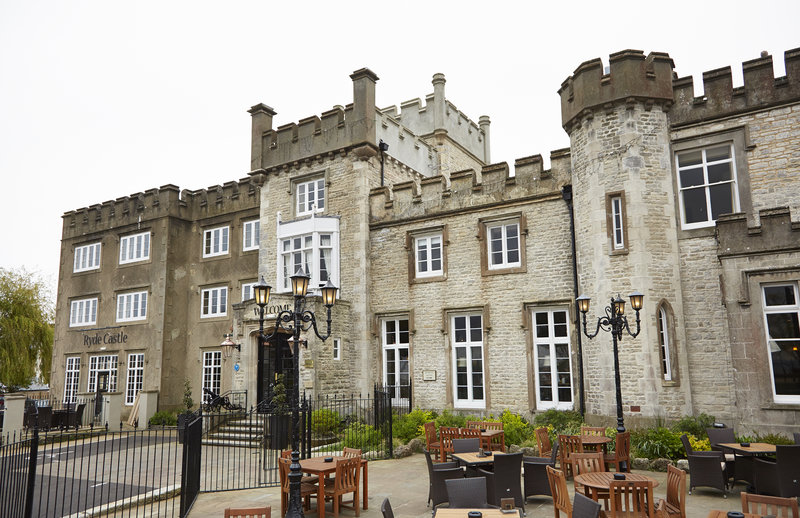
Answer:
51;47;800;435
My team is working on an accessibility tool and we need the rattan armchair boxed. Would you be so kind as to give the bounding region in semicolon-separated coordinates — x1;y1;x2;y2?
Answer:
523;442;559;500
425;449;464;509
680;434;728;497
753;445;800;498
479;452;524;511
445;477;499;509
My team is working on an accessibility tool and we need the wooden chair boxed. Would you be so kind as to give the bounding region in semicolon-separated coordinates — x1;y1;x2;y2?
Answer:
558;434;584;478
656;464;686;518
535;427;553;459
484;421;506;452
459;426;483;444
570;452;608;505
603;431;631;473
741;492;799;518
581;426;606;436
224;507;271;518
343;447;362;457
439;427;459;461
279;458;317;515
607;480;654;518
280;450;319;484
323;456;361;518
546;466;572;518
424;421;442;461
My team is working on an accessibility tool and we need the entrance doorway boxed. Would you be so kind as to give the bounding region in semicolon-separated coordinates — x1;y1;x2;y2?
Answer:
256;330;296;409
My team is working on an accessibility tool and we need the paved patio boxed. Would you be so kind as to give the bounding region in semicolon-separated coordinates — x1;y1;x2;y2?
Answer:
186;453;749;518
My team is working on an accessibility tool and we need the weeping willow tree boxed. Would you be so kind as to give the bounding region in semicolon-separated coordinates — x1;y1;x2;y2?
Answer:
0;268;54;391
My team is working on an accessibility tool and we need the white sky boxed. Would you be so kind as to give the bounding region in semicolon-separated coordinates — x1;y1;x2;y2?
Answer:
1;1;798;299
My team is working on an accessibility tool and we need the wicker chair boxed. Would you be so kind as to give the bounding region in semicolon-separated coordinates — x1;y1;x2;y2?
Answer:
603;431;631;473
425;449;464;509
523;442;559;500
535;427;553;459
753;445;800;498
224;507;270;518
607;480;654;518
381;498;394;518
705;427;741;483
680;434;728;497
656;464;686;518
323;456;361;518
479;452;524;510
424;422;442;461
572;492;601;518
545;466;571;518
741;492;799;518
445;477;498;509
453;438;481;453
558;435;583;478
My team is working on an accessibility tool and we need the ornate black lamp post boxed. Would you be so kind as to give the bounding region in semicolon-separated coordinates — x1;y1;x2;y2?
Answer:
576;291;643;433
253;268;337;518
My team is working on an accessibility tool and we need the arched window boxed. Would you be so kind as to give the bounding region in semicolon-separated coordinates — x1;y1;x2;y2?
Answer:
657;304;673;381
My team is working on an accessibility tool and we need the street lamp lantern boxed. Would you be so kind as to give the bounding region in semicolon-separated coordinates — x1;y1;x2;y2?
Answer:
577;290;644;434
290;267;310;298
320;279;338;307
219;333;241;359
254;276;271;307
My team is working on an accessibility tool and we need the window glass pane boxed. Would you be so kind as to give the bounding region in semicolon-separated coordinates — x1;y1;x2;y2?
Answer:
705;145;730;162
709;183;734;219
764;286;795;306
678;150;702;167
679;167;704;187
707;163;732;184
771;340;800;396
682;188;708;223
767;313;800;339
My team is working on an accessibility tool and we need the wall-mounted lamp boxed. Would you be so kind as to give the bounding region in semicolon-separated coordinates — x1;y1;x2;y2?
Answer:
220;332;241;359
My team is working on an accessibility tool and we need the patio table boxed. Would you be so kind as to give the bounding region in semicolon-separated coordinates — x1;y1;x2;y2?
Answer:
435;509;509;518
451;451;498;468
573;472;658;502
706;511;760;518
299;455;368;518
718;442;777;456
579;434;612;453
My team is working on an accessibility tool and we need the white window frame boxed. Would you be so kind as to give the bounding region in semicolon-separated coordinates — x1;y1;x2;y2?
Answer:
125;353;144;405
88;354;118;393
202;351;222;397
415;233;443;278
203;226;230;258
676;144;740;230
64;357;80;404
116;290;148;322
70;297;98;327
611;196;625;250
119;232;150;264
532;308;574;410
74;242;101;272
382;318;410;406
761;283;800;404
201;286;228;318
296;178;325;216
243;220;260;251
241;281;257;302
276;216;339;294
487;220;521;270
451;313;485;409
332;338;341;360
658;306;673;381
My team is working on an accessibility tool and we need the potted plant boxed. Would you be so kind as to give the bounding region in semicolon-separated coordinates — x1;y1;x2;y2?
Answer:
269;374;291;449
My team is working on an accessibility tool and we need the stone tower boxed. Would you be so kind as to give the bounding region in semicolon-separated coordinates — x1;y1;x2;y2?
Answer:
559;50;692;423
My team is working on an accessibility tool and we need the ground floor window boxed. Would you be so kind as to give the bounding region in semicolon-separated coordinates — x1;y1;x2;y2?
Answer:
532;308;573;410
88;355;118;393
452;313;485;409
382;318;410;405
762;283;800;403
203;351;222;396
64;357;80;404
125;353;144;405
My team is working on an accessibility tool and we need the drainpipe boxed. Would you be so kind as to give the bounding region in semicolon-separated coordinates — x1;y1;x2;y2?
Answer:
379;140;389;186
562;185;586;417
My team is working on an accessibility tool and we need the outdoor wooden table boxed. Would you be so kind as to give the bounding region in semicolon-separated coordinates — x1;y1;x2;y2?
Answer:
435;508;509;518
451;451;500;468
479;429;505;452
580;434;612;452
573;472;658;502
299;455;368;518
706;511;760;518
718;442;777;455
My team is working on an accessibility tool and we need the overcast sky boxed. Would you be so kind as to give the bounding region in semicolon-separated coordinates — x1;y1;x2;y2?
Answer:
1;1;798;299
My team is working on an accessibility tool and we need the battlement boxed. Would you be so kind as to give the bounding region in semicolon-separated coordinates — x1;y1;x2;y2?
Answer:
559;50;675;131
62;177;261;238
369;149;571;225
717;207;800;259
670;48;800;126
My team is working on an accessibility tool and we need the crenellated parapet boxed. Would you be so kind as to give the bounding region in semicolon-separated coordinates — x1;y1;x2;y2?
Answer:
369;150;571;224
717;207;800;259
670;48;800;126
559;50;675;132
62;177;260;238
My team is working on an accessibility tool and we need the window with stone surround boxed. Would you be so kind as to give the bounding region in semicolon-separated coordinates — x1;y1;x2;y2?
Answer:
532;308;573;410
296;177;325;216
277;216;339;294
241;280;257;302
657;304;673;382
203;226;229;258
243;219;260;251
88;354;118;393
332;338;341;361
64;357;80;404
606;192;628;253
761;283;800;403
119;231;150;264
478;214;527;276
74;242;101;272
70;297;98;327
125;353;144;405
202;351;222;399
407;226;447;282
201;286;228;318
382;318;410;405
451;312;485;409
116;290;147;323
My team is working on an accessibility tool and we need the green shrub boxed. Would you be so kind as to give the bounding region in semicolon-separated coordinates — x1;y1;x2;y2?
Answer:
149;410;177;426
392;408;434;443
532;409;583;435
753;433;794;445
671;413;715;439
631;427;684;460
311;409;341;436
689;436;711;451
342;422;383;451
499;409;533;446
434;409;466;428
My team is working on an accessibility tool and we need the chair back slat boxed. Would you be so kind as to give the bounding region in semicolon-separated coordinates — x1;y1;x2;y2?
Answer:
741;492;800;518
459;427;482;439
581;426;606;436
608;480;654;518
665;464;687;517
343;447;362;458
224;507;271;518
558;435;583;478
546;466;572;518
440;426;459;460
535;427;552;457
